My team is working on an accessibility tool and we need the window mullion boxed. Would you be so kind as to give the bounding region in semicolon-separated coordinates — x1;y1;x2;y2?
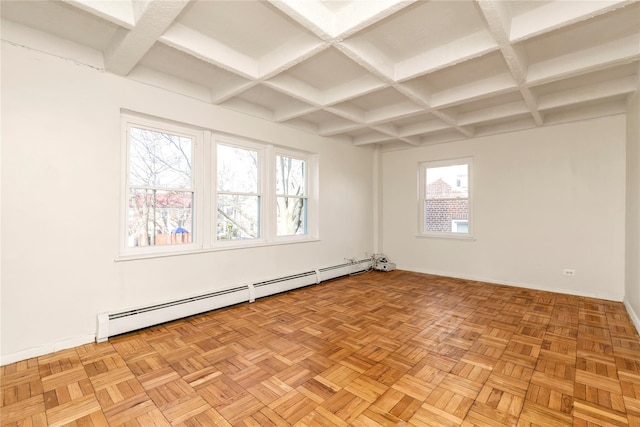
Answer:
264;145;274;242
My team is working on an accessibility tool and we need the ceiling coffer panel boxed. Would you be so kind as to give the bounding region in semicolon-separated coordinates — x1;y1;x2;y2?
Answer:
2;0;638;149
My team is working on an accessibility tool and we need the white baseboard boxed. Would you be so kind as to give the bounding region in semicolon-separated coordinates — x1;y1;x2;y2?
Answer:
398;266;625;302
623;298;640;336
0;334;95;366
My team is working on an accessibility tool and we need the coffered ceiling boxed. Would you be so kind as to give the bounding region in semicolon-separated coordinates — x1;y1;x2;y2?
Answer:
2;0;639;149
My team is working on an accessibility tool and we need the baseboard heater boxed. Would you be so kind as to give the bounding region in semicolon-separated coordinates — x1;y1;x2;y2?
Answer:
96;258;371;342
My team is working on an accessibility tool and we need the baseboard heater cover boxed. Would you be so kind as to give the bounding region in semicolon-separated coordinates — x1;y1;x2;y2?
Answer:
96;286;249;342
253;271;318;300
96;258;372;342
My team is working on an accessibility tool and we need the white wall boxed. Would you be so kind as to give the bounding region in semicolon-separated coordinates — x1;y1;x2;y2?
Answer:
0;42;374;364
381;116;627;301
626;86;640;332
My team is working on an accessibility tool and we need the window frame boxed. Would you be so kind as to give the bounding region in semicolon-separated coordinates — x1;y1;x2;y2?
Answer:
272;147;317;242
119;114;318;259
212;136;267;247
417;157;473;239
120;115;204;257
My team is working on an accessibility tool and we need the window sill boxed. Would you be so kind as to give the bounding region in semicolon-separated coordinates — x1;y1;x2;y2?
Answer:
115;238;321;262
415;233;476;241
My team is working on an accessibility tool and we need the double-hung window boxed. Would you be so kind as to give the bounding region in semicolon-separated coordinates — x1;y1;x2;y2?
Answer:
418;157;472;238
123;118;201;254
215;141;263;242
121;114;317;258
275;152;308;237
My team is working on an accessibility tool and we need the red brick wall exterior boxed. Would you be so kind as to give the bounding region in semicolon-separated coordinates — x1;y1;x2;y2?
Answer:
425;178;468;232
425;199;468;232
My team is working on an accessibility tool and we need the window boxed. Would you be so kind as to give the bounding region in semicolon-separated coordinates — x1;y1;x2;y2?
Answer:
121;114;317;257
124;119;201;253
276;153;307;237
216;143;262;241
418;157;472;237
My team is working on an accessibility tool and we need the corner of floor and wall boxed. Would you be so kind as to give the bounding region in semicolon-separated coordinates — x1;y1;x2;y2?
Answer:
624;81;640;335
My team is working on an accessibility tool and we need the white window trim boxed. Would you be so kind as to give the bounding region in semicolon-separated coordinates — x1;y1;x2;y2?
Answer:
212;135;268;248
118;114;318;260
417;156;473;239
272;147;319;242
120;114;204;257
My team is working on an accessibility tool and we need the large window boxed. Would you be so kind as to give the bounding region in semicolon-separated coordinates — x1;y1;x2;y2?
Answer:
121;114;317;257
418;157;472;238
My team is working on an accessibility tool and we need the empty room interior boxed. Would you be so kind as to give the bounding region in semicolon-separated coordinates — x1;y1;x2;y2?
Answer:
2;0;640;426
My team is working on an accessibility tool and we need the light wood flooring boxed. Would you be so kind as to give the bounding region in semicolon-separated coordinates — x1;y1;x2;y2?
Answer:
2;271;640;426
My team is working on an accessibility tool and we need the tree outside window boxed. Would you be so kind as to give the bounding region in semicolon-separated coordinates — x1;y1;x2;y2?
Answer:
276;155;307;236
127;127;193;247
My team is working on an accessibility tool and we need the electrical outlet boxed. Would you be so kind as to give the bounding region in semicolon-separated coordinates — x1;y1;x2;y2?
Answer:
563;269;576;276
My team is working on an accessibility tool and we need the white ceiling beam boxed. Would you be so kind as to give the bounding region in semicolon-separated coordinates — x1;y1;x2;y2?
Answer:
510;0;634;43
394;84;432;108
430;74;518;109
395;31;499;82
263;75;322;106
267;0;335;40
519;87;544;126
476;0;543;125
527;35;640;86
334;0;416;39
429;110;475;138
455;126;475;138
335;42;395;83
537;75;639;110
398;136;421;146
353;133;395;146
544;98;629;124
398;120;451;138
63;0;136;29
457;100;530;126
420;131;468;146
323;78;388;106
474;116;537;137
274;104;318;123
318;121;363;137
259;41;328;80
365;102;424;125
210;81;259;105
327;104;366;123
371;123;399;137
161;23;259;80
221;98;274;121
104;0;190;76
367;110;432;128
127;65;213;103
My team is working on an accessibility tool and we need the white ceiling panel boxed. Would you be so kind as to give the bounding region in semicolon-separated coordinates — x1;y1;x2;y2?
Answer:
2;0;638;149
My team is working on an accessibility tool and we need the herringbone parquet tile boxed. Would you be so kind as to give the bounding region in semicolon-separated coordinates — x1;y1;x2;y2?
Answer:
2;271;640;426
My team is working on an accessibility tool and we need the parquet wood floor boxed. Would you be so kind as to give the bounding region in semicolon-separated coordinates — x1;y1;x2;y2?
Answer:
2;271;640;426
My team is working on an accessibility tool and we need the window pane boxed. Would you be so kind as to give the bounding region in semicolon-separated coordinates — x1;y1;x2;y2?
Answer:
277;196;307;236
129;127;192;189
426;164;468;199
217;194;260;240
425;199;469;233
128;189;193;247
217;144;258;193
276;156;306;196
